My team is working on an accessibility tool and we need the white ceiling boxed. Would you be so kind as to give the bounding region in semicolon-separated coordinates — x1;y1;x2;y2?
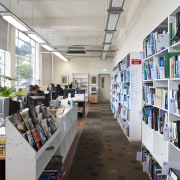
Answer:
0;0;130;59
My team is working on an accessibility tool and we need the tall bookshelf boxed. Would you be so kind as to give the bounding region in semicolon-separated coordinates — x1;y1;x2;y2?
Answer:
72;73;88;102
110;52;142;142
141;6;180;179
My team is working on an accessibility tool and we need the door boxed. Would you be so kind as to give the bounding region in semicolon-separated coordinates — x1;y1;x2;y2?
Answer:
98;74;111;102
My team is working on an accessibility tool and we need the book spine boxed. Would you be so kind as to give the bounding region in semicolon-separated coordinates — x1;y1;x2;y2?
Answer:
169;23;173;46
165;53;170;78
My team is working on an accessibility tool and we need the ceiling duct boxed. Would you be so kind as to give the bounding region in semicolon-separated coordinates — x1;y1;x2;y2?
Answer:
101;0;125;60
67;46;86;54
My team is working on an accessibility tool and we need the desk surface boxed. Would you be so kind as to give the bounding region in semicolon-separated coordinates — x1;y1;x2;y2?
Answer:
72;100;85;102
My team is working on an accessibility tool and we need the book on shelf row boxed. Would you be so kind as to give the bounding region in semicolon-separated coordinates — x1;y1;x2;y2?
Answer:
143;106;168;134
169;88;180;114
143;83;155;105
9;104;59;151
142;146;166;180
169;11;180;46
170;121;180;149
123;70;130;82
38;155;65;180
155;88;168;110
143;86;168;110
116;55;130;71
143;52;180;80
119;120;129;137
143;27;169;58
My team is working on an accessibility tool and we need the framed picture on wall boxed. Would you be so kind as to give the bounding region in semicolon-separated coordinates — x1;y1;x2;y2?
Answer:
61;75;69;85
91;75;97;85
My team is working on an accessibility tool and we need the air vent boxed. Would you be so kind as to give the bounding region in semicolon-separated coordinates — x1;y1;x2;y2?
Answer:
67;47;86;54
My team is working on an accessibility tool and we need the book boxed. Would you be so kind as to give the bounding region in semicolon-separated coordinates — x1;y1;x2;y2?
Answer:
155;88;162;108
31;128;42;150
177;121;180;148
26;130;36;149
17;111;23;122
40;119;52;139
35;124;47;144
165;52;180;78
21;109;34;130
8;114;20;126
153;108;159;131
16;122;26;133
44;155;63;173
47;116;57;134
143;28;168;58
38;174;51;180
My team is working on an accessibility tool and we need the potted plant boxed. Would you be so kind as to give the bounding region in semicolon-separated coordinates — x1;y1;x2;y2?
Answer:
0;75;25;99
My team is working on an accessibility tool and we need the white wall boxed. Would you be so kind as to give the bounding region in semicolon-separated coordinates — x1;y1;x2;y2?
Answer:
114;0;180;66
53;57;112;86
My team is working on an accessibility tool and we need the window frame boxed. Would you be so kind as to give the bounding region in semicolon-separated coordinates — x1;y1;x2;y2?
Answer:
15;30;39;87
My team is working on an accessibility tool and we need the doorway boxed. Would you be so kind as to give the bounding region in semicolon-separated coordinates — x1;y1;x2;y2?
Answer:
98;74;111;102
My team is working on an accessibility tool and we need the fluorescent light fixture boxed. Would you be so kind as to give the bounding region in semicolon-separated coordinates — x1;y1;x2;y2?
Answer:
111;0;124;8
0;5;7;12
28;32;45;43
42;44;53;51
2;14;28;31
103;44;110;51
101;52;107;60
54;52;68;62
105;33;113;43
107;14;119;30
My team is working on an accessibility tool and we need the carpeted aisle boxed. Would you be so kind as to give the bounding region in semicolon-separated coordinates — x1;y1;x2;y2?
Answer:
66;103;149;180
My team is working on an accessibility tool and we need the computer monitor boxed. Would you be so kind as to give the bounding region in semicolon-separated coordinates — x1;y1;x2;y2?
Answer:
64;89;75;98
0;97;20;120
44;92;50;107
27;93;46;106
76;89;85;94
91;86;97;94
0;97;9;120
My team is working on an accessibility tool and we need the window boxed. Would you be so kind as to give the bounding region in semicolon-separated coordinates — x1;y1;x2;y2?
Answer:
15;30;39;87
0;49;11;87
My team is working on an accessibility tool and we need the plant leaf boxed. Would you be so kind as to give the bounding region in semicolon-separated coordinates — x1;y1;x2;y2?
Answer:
7;86;16;94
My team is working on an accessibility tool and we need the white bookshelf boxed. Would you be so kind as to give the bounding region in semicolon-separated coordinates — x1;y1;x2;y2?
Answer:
6;105;78;180
73;73;88;102
111;51;142;142
141;6;180;175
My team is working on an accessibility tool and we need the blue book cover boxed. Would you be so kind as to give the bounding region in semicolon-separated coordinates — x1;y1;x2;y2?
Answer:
146;107;152;118
158;57;164;67
165;90;168;110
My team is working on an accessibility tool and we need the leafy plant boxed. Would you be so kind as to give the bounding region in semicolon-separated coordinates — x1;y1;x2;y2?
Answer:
0;75;25;99
0;75;16;83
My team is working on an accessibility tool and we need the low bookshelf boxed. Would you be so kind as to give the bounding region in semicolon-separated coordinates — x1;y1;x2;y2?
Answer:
6;105;77;180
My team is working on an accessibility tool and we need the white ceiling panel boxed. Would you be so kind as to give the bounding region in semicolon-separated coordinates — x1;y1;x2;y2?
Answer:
112;0;124;8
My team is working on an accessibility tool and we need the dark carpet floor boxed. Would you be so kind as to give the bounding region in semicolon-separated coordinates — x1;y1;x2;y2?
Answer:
66;103;149;180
